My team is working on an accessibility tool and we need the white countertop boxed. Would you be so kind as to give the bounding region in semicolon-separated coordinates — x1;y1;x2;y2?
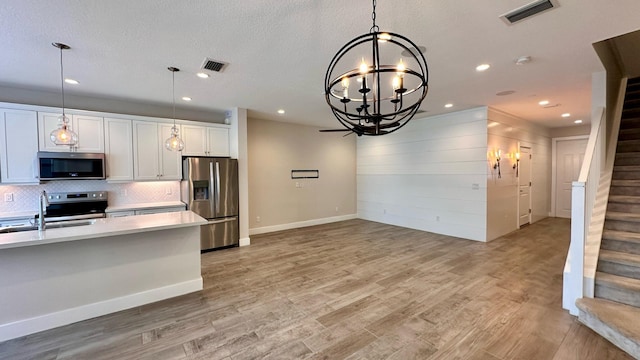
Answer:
0;202;187;222
0;210;207;250
105;201;186;213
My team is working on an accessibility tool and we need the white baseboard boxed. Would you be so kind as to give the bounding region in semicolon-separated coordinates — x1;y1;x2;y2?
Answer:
0;278;203;342
249;214;357;235
239;237;251;246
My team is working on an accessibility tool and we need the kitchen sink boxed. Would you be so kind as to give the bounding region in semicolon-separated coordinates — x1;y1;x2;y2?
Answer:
0;219;96;234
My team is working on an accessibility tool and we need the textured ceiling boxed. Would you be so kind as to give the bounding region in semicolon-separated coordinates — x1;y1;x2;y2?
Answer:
1;0;640;128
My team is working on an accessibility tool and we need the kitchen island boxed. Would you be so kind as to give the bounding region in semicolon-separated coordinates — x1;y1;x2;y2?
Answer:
0;211;207;341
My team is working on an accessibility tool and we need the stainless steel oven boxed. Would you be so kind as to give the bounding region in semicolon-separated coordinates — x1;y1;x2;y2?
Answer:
43;191;108;221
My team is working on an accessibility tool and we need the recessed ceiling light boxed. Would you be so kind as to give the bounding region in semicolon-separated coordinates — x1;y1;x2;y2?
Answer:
538;100;549;106
444;103;453;108
64;78;79;85
196;72;209;79
574;119;583;124
476;64;490;72
182;97;192;101
277;109;285;114
515;56;532;65
562;113;571;118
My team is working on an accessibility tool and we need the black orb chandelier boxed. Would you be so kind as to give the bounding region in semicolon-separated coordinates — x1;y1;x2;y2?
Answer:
324;0;429;136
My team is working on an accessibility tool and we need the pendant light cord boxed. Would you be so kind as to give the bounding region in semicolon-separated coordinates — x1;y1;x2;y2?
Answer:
172;70;176;127
59;46;65;115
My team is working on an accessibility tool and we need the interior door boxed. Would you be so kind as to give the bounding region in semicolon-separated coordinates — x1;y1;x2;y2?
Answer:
519;146;532;227
555;138;588;218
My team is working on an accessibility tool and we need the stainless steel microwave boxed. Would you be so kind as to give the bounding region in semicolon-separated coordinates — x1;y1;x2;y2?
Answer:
37;152;106;180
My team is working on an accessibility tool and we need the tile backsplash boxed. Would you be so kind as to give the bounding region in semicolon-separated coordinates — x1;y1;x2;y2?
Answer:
0;181;181;213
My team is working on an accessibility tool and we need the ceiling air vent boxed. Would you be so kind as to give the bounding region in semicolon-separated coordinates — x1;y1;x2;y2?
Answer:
201;58;228;72
500;0;559;25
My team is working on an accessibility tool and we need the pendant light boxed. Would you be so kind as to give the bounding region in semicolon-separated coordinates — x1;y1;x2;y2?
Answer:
50;42;78;146
165;67;185;151
323;0;429;136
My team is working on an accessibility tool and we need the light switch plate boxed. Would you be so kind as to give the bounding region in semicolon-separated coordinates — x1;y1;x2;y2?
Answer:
4;193;14;202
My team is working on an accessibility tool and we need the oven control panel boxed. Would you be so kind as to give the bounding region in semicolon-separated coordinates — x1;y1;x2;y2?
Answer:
47;191;108;204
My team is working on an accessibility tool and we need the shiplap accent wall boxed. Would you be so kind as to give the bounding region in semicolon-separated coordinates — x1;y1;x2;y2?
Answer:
486;108;552;240
357;107;489;241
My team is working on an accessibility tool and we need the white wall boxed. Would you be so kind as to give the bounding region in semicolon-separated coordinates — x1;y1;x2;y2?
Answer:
487;108;552;240
247;118;357;234
357;107;489;241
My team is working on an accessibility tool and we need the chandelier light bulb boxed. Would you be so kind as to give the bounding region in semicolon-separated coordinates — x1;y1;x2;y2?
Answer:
392;76;400;90
396;59;406;75
359;58;368;74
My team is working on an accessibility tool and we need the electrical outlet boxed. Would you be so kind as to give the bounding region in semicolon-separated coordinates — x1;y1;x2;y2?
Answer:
120;189;128;197
4;193;14;202
335;206;339;212
165;187;172;195
295;182;300;188
256;216;261;223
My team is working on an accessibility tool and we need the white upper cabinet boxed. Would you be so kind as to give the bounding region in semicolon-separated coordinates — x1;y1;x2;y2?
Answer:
181;124;229;157
132;121;181;181
104;118;134;182
0;109;39;184
38;112;104;153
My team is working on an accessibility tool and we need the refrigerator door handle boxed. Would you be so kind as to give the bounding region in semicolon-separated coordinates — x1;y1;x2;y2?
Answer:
207;217;238;225
215;161;221;214
209;161;215;214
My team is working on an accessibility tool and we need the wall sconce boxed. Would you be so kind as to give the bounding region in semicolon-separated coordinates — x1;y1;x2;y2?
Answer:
493;149;501;178
513;152;520;177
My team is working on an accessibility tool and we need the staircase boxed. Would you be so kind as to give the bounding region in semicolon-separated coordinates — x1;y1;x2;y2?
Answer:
577;77;640;359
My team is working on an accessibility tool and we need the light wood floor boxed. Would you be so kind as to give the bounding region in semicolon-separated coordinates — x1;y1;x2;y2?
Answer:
0;218;633;360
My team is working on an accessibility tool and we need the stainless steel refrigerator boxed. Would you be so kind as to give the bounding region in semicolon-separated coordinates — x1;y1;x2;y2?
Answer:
181;157;239;251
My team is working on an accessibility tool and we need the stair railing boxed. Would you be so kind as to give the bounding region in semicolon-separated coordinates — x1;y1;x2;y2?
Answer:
564;78;627;315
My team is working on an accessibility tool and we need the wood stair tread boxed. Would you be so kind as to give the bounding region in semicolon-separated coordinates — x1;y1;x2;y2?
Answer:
616;152;640;158
611;180;640;187
576;297;640;359
603;229;640;244
596;271;640;292
606;211;640;222
608;195;640;203
599;249;640;267
613;165;640;172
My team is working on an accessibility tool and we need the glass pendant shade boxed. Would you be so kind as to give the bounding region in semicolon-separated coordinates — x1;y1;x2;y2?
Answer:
164;67;184;152
51;42;78;146
50;114;78;145
164;125;185;151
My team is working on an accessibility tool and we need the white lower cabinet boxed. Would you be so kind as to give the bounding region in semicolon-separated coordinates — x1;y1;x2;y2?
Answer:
135;206;186;215
106;211;135;218
0;109;39;184
132;121;181;181
107;206;185;218
104;118;134;181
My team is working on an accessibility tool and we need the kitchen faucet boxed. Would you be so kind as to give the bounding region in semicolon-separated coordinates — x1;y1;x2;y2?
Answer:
38;190;49;231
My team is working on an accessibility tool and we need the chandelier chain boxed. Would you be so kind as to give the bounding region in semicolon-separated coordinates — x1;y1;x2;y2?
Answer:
370;0;379;33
